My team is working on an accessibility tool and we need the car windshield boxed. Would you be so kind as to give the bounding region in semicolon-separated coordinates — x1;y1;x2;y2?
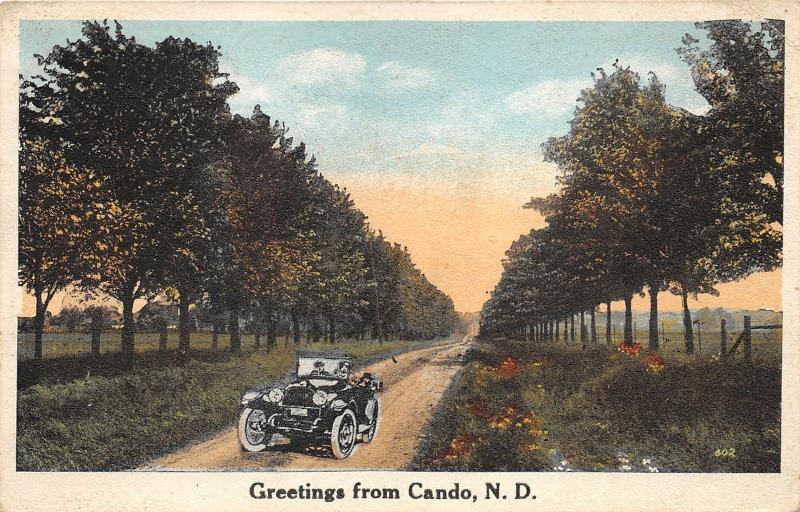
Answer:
297;357;351;379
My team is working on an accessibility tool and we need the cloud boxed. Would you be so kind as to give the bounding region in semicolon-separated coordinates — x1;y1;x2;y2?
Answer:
297;102;349;127
427;89;500;139
226;73;272;114
505;79;589;117
376;61;436;90
278;48;366;86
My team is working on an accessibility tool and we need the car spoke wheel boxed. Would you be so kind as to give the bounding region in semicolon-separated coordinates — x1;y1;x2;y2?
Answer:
330;409;357;459
362;399;379;443
238;408;269;452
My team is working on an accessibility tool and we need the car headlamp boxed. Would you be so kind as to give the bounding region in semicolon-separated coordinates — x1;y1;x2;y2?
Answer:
312;390;328;406
267;387;284;403
241;390;261;402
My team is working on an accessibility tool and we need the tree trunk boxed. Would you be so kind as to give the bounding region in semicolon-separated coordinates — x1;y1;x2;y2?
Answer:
254;315;261;349
563;317;568;342
90;313;102;359
648;284;659;352
590;307;597;344
375;312;384;344
329;317;336;344
178;291;191;360
267;313;277;349
33;293;46;362
555;317;560;341
720;319;727;361
312;317;321;343
570;313;575;343
121;289;136;369
605;301;612;344
229;309;241;353
291;310;301;344
681;286;695;354
159;320;168;352
623;293;633;346
211;317;220;352
579;311;587;345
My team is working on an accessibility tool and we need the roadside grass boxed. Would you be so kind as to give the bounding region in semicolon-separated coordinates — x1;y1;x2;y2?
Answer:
411;340;780;472
17;338;436;471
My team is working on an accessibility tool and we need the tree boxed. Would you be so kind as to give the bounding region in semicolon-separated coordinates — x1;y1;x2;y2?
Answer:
679;20;784;226
30;20;237;366
19;81;133;365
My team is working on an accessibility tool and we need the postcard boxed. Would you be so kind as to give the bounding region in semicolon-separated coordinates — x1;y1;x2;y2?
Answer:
1;1;798;511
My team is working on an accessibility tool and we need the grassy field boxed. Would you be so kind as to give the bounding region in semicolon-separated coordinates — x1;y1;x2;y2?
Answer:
521;328;782;366
18;331;261;359
411;339;780;472
17;337;438;471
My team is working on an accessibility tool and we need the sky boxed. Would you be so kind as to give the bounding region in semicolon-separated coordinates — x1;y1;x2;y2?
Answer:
18;20;782;314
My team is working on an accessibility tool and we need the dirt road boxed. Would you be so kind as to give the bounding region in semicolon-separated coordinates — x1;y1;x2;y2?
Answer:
141;336;471;471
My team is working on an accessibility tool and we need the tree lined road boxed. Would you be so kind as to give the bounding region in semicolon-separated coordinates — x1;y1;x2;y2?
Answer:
141;336;472;471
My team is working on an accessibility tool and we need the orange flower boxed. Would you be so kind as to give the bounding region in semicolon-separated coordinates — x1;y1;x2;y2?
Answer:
646;354;665;373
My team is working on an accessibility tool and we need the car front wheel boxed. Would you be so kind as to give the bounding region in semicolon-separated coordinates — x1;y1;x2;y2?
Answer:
330;409;357;459
362;398;380;443
238;407;270;452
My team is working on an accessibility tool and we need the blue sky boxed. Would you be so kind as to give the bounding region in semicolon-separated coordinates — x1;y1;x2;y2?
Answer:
21;21;734;312
20;21;709;190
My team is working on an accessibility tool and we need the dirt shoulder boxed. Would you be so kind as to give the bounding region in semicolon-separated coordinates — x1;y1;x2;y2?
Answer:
141;336;472;471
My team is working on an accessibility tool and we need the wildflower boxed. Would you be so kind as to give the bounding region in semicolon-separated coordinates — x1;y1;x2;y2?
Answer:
620;464;632;472
648;466;660;473
560;460;569;466
565;468;574;472
646;354;665;373
443;433;480;461
618;457;629;464
617;342;642;356
495;356;522;378
641;458;651;465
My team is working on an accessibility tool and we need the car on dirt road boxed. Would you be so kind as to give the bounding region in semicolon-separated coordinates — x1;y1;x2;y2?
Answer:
238;350;383;459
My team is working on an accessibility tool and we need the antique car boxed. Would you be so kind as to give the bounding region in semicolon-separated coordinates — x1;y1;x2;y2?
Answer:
238;350;382;459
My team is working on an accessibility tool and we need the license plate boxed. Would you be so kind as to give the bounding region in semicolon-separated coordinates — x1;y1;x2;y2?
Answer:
290;407;308;416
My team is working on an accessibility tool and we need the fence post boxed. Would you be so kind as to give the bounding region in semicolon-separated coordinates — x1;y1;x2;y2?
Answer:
743;316;752;363
719;319;727;361
90;313;102;360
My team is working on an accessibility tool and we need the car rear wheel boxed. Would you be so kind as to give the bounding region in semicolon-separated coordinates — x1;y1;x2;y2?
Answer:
330;409;357;459
239;407;270;452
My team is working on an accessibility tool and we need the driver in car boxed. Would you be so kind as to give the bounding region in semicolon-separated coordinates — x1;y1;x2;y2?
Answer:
335;360;351;379
310;360;328;376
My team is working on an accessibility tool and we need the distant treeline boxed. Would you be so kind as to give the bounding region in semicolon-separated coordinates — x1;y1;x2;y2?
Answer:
481;21;783;351
19;20;457;368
